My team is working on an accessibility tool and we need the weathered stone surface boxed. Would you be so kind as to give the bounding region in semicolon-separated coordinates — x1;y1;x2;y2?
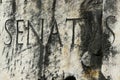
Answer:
0;0;119;80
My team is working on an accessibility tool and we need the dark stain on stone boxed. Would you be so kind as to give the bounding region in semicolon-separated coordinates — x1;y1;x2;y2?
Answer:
44;44;51;66
52;0;56;17
36;0;42;10
80;0;111;79
102;33;111;59
38;45;44;77
24;0;27;4
80;10;103;56
12;0;16;15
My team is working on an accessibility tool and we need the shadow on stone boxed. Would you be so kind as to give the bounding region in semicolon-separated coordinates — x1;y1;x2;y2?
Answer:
64;76;76;80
